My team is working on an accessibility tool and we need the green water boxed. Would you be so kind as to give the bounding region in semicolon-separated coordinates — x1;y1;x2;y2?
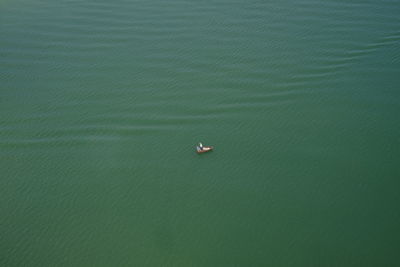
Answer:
1;0;400;266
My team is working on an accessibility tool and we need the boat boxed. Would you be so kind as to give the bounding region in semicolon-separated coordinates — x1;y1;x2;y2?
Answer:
196;143;213;154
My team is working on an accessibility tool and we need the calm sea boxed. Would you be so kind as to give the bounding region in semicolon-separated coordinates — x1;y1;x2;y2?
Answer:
1;0;400;266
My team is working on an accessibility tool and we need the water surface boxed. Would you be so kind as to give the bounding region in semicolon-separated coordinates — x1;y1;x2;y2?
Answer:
1;0;400;266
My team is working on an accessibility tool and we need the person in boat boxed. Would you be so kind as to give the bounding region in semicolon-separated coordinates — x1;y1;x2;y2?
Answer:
197;143;204;152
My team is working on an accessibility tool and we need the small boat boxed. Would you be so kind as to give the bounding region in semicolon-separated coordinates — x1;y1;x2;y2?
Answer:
196;143;213;154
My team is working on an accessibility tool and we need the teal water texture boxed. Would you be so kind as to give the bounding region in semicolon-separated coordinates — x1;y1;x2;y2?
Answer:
1;0;400;266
